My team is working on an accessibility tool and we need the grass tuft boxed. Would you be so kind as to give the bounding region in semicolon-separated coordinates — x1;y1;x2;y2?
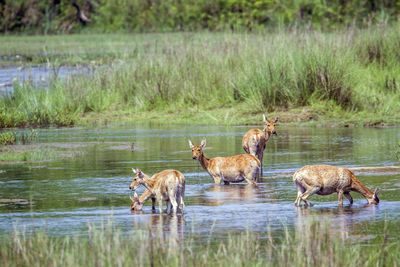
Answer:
0;218;398;266
1;27;400;127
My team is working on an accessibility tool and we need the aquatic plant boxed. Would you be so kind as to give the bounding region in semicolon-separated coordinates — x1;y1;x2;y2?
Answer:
1;25;400;127
0;131;16;145
0;218;398;266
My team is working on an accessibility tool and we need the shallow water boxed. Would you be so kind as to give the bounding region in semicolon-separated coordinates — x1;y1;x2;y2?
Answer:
0;64;94;96
0;124;399;243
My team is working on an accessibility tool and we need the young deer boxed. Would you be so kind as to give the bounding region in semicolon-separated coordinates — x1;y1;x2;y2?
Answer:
129;169;185;214
129;189;156;211
189;139;260;185
242;114;278;175
293;165;380;206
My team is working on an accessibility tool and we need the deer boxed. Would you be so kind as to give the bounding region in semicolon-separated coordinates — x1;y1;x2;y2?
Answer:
129;189;156;211
189;139;260;185
129;168;185;214
242;114;278;176
293;165;380;207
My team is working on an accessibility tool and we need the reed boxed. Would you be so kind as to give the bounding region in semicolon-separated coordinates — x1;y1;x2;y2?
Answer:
0;218;397;267
1;25;400;127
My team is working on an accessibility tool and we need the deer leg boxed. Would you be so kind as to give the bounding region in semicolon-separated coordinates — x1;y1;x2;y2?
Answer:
244;176;257;185
337;190;344;206
168;189;178;214
295;191;303;206
180;195;185;213
295;181;306;206
157;197;163;214
170;197;178;214
151;198;156;211
166;201;171;214
258;151;263;177
344;192;353;205
300;186;320;207
213;176;222;185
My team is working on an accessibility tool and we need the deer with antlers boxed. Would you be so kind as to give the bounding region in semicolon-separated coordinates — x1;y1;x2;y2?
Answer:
293;165;380;206
129;169;185;214
189;139;260;185
242;114;278;176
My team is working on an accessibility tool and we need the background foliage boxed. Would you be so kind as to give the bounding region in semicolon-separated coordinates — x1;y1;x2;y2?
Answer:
1;0;400;34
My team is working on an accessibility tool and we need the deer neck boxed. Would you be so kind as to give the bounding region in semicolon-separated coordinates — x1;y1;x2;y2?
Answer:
351;177;374;200
198;152;210;171
141;173;156;194
138;189;153;204
263;127;272;141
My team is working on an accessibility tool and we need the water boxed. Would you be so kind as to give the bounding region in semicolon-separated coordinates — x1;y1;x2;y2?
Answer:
0;124;399;243
0;64;94;96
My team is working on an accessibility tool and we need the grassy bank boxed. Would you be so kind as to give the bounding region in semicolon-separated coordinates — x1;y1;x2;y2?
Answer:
0;219;397;267
1;26;400;128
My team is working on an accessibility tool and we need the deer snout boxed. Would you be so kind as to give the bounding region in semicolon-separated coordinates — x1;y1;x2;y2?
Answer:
192;156;197;159
272;131;277;135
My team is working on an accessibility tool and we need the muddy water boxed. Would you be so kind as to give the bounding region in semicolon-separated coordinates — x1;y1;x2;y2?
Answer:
0;124;399;243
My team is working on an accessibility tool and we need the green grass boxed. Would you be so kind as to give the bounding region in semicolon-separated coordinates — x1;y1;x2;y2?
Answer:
0;145;82;162
0;131;16;145
1;26;400;127
0;218;397;267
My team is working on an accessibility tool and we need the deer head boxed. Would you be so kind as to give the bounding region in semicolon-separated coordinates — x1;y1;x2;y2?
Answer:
263;114;279;135
367;188;380;205
189;139;206;160
129;168;145;190
129;193;143;211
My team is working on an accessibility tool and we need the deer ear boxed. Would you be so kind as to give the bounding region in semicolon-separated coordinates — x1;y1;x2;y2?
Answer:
136;168;142;175
274;115;279;123
263;114;267;123
200;139;206;148
188;140;194;149
129;195;136;202
132;168;136;174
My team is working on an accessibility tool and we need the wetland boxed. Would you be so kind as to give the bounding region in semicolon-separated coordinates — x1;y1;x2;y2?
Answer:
1;124;399;245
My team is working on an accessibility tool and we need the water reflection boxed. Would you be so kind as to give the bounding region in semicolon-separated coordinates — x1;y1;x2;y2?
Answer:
206;184;260;205
295;204;381;241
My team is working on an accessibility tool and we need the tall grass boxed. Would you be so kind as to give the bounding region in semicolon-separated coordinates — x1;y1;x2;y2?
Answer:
0;218;398;266
1;25;400;127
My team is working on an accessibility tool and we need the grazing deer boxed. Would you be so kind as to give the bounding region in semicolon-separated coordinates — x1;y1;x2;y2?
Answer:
129;189;156;211
189;139;260;185
129;168;185;214
242;114;278;175
293;165;380;206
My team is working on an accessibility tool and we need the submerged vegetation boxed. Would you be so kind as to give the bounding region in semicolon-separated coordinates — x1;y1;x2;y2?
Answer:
0;218;398;266
1;24;400;127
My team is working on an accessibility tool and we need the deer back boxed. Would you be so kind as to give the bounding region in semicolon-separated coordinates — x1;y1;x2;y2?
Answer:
150;169;185;199
209;154;260;177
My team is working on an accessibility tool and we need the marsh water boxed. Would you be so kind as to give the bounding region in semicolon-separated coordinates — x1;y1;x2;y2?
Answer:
0;64;94;96
0;124;399;244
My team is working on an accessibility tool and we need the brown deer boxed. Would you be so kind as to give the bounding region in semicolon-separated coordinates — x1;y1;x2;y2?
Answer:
242;114;278;175
293;165;380;206
129;168;185;214
189;139;260;185
129;189;156;211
